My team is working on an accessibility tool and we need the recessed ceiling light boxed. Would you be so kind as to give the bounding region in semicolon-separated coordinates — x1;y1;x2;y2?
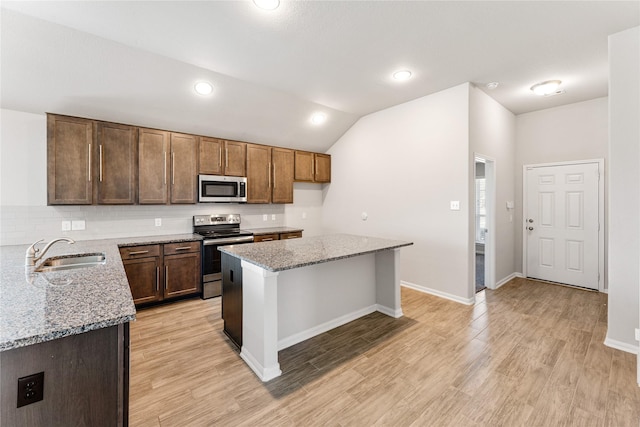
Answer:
194;81;213;96
392;70;412;81
253;0;279;10
486;82;499;90
530;80;563;96
310;113;327;125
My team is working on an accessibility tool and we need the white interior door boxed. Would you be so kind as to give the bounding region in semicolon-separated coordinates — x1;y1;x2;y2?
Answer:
525;162;600;290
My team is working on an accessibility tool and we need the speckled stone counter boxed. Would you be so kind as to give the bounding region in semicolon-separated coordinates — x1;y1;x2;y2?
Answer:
219;233;412;382
219;233;412;272
245;226;304;236
0;234;202;351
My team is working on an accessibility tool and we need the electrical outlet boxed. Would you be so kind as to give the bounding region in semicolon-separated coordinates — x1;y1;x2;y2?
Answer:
155;218;162;227
61;221;71;231
450;201;460;211
271;214;276;221
635;328;640;341
17;372;44;408
263;214;268;221
71;220;85;230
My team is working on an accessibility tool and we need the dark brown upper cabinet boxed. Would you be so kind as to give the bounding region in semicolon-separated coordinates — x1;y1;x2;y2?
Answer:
170;133;198;204
138;128;170;205
96;122;138;204
246;144;272;204
294;150;331;183
271;147;294;204
199;138;246;177
47;114;94;205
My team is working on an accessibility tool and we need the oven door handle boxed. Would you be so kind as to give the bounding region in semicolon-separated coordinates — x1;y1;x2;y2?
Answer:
203;236;254;246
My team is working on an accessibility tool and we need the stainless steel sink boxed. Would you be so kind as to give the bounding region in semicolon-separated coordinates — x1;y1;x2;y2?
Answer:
35;253;106;272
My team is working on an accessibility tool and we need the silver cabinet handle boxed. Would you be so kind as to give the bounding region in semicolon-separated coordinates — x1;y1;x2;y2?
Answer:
88;143;92;182
174;246;191;251
268;163;272;188
156;266;160;292
261;238;274;242
128;250;149;255
163;151;167;185
226;147;229;168
314;156;318;177
287;235;299;239
99;144;103;182
171;152;175;185
273;163;276;189
219;146;222;167
165;265;169;290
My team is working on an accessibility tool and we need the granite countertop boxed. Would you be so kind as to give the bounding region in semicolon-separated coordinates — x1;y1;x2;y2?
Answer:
0;234;202;352
219;233;413;272
245;226;303;236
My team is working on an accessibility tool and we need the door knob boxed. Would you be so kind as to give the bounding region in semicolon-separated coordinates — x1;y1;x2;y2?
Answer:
528;219;534;223
528;226;534;231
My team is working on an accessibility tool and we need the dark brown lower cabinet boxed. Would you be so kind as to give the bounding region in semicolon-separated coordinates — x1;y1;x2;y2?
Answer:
119;241;201;306
0;324;129;426
222;252;243;348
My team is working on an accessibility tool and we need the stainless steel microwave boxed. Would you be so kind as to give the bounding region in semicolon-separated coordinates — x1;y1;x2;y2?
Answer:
198;175;247;203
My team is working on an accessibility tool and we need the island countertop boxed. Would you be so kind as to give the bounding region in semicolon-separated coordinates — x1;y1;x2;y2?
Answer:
219;233;413;272
0;233;202;352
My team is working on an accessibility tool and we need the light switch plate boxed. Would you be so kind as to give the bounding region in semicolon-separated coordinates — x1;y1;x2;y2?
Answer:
61;221;71;231
155;218;162;227
263;214;268;221
271;214;276;221
450;201;460;211
635;328;640;341
71;220;85;231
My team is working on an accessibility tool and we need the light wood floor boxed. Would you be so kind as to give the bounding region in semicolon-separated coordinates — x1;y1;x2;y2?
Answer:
129;278;640;426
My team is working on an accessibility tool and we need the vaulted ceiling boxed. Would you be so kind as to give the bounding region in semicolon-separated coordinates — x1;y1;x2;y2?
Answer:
1;1;638;152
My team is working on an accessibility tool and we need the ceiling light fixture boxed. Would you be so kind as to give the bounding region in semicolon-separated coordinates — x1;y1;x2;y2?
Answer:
194;81;213;96
392;70;412;81
253;0;280;10
310;113;327;125
486;82;499;90
530;80;563;96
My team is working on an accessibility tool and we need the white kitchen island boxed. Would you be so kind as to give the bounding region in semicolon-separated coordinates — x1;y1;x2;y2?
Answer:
219;234;413;382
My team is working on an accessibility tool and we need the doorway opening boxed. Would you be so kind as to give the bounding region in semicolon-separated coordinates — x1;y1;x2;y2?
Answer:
474;155;495;293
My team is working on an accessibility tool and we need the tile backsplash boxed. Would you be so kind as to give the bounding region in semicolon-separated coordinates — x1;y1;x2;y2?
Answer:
0;204;290;246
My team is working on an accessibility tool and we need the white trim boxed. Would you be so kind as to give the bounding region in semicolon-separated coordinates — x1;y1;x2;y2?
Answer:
240;347;282;382
474;154;496;293
376;304;403;318
522;159;605;292
604;336;639;355
277;305;377;351
401;281;475;305
495;272;523;289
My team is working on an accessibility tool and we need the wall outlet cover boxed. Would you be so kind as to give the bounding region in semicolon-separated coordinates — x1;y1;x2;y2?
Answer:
17;372;44;408
263;214;268;221
61;221;71;231
155;218;162;227
271;214;276;221
71;220;86;230
450;201;460;211
635;328;640;342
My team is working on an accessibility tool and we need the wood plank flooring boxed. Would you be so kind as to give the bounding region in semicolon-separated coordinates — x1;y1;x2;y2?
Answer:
129;278;640;426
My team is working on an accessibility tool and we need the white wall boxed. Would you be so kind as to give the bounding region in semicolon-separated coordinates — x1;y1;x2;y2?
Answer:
469;86;517;287
606;26;640;356
0;109;325;245
322;83;473;303
514;97;609;278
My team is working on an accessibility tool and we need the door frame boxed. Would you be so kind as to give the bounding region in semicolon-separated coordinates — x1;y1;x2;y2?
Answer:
474;154;496;291
522;159;605;291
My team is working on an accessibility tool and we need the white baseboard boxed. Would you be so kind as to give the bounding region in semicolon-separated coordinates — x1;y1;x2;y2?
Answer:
376;304;403;318
604;336;639;355
277;305;377;351
240;348;282;382
401;281;474;305
494;272;523;289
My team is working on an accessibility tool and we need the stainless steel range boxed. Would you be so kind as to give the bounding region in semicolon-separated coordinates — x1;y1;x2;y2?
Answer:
193;214;254;299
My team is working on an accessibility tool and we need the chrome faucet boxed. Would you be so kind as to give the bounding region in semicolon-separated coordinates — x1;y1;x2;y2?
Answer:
25;237;75;266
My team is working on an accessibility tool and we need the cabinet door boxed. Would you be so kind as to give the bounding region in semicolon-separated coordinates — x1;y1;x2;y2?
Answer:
47;114;94;205
294;150;314;182
121;257;162;305
138;128;169;204
246;144;272;203
199;137;224;175
164;252;201;299
272;147;294;204
314;153;331;183
96;122;138;204
170;133;198;204
224;140;247;177
280;231;302;240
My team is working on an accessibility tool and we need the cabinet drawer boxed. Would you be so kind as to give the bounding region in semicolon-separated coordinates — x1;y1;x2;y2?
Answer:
119;244;161;260
164;241;201;255
254;234;279;243
281;231;302;240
